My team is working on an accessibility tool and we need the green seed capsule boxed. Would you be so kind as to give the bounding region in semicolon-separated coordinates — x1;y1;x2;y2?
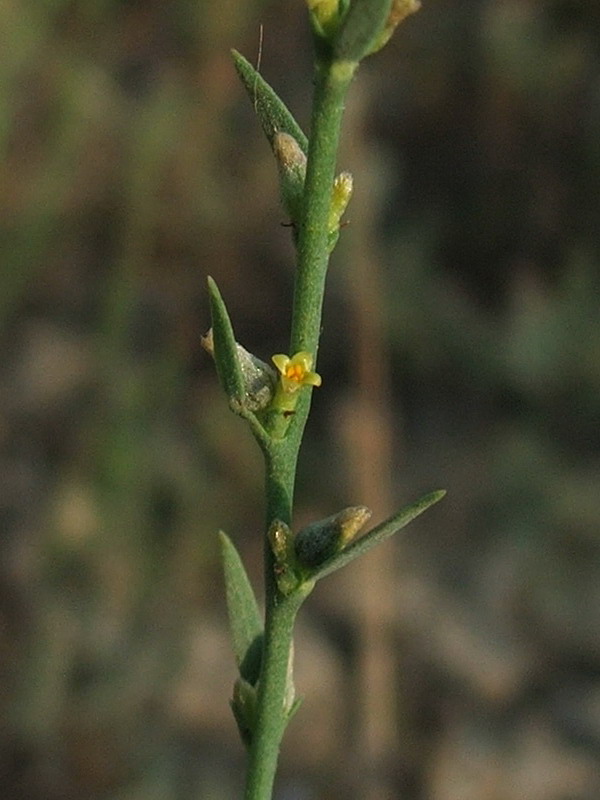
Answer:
294;505;371;568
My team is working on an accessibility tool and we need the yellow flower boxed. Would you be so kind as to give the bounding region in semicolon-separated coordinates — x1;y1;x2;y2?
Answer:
272;351;322;394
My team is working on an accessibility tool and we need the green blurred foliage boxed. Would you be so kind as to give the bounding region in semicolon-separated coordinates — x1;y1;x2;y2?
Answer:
0;1;599;799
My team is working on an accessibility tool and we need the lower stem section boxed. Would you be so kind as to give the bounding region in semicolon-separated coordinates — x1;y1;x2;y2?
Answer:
243;592;304;800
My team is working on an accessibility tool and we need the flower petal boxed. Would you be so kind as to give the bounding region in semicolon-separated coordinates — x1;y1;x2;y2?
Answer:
303;371;322;387
291;351;314;371
272;354;291;375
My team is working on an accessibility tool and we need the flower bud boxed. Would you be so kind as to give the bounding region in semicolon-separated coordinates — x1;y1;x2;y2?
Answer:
268;520;300;595
273;132;307;225
231;677;257;747
307;0;341;37
329;171;353;231
327;171;353;252
294;505;372;569
371;0;421;54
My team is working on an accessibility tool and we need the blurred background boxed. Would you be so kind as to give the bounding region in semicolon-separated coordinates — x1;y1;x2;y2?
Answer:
1;0;599;798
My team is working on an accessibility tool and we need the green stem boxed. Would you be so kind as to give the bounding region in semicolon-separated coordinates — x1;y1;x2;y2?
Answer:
243;56;355;800
286;57;356;461
243;584;304;800
291;58;356;357
243;443;297;800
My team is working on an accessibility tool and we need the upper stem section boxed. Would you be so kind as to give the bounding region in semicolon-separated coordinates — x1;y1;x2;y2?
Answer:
290;59;356;358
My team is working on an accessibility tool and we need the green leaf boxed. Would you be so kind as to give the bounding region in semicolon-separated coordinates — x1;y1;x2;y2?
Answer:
207;276;245;411
231;49;308;154
219;531;263;685
310;490;446;581
333;0;393;63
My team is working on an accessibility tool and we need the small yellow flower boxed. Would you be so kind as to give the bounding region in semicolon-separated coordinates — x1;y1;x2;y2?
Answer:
272;351;322;394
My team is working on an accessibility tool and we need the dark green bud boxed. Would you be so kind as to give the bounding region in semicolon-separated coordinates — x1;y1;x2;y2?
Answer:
294;505;372;568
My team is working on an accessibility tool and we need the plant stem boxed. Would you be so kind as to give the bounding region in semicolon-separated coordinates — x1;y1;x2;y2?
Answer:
291;58;355;357
243;55;355;800
243;587;304;800
243;443;299;800
286;57;356;459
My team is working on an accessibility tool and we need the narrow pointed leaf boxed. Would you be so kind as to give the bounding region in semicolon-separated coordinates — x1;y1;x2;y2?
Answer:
310;490;446;581
207;276;245;409
219;531;263;685
333;0;393;63
232;50;308;154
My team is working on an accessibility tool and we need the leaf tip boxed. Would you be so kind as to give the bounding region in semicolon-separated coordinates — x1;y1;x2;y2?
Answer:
218;528;229;545
231;48;248;75
218;529;234;560
207;276;224;308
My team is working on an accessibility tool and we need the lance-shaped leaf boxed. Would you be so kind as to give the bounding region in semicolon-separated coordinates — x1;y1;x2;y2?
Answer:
232;50;308;154
207;276;245;411
332;0;393;63
309;490;446;581
219;531;263;685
